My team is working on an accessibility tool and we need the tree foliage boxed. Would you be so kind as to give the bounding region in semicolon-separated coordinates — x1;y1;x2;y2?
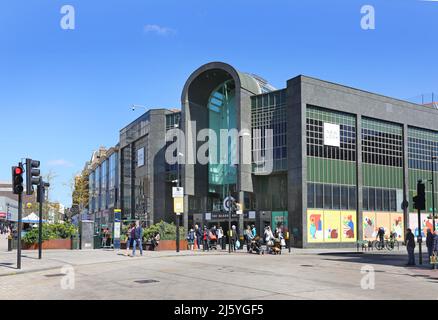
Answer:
72;170;89;211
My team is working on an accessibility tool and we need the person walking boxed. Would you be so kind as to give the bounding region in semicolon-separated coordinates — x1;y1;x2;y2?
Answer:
244;225;254;252
230;225;238;252
125;224;134;256
217;226;224;250
132;222;143;257
187;228;195;251
203;226;210;251
251;225;257;238
406;228;416;266
195;224;203;251
433;231;438;267
426;229;434;264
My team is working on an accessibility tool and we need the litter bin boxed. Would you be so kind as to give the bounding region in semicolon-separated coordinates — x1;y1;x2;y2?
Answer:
94;234;102;249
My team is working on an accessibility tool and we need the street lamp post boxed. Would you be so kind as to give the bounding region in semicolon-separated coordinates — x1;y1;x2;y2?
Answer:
174;122;183;253
431;149;436;232
131;105;148;112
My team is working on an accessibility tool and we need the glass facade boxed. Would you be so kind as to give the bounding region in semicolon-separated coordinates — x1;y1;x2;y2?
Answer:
251;90;287;173
121;145;133;219
101;160;107;210
208;80;237;199
108;152;118;208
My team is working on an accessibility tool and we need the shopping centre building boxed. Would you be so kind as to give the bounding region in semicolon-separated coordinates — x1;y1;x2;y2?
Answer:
83;61;438;248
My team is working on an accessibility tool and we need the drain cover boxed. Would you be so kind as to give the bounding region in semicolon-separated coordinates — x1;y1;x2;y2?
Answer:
134;280;160;284
300;265;314;267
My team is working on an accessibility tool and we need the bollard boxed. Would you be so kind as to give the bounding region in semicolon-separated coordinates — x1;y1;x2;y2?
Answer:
8;237;12;252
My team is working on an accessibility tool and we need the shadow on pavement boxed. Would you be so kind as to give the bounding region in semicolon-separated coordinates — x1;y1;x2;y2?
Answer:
318;252;438;282
0;262;16;270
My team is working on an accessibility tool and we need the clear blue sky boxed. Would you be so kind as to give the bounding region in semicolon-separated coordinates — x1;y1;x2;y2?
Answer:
0;0;437;207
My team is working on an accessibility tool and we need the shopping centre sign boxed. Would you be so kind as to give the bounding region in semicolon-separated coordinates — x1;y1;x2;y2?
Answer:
323;123;340;147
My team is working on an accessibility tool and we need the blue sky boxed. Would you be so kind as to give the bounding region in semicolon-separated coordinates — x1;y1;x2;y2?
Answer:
0;0;437;207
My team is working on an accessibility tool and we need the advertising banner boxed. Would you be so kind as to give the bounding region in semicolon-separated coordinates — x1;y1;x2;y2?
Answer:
307;210;356;243
308;210;324;243
341;211;356;242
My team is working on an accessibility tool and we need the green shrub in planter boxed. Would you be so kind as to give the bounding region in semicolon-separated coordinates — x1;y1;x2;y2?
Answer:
23;223;78;244
143;221;186;241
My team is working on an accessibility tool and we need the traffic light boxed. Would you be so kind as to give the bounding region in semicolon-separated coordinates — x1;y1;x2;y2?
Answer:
26;159;41;195
413;180;426;211
12;165;24;195
37;180;50;203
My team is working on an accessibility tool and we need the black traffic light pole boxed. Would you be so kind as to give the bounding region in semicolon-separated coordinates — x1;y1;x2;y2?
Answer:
12;163;25;270
38;190;43;260
414;180;426;265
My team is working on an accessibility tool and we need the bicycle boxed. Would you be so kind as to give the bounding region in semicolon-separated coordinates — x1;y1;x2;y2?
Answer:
385;238;399;251
373;237;400;251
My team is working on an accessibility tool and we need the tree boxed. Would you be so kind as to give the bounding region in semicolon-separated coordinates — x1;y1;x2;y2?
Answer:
71;170;89;216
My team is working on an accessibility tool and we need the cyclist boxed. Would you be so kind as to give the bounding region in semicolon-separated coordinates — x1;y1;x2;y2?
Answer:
376;227;385;249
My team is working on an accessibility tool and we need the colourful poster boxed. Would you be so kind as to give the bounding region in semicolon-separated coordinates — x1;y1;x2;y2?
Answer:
323;211;341;242
409;213;436;238
308;210;324;242
391;213;404;240
341;211;357;242
363;212;377;241
375;212;391;238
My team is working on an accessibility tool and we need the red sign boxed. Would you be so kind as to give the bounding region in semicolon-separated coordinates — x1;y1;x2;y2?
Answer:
0;212;6;219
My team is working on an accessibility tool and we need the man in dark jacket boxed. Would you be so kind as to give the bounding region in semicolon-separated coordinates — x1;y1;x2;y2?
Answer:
426;229;434;263
195;225;203;251
132;223;143;257
434;230;438;253
406;228;416;266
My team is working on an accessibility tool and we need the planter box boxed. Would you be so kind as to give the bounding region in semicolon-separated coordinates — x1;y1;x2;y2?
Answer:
156;240;188;251
23;239;72;250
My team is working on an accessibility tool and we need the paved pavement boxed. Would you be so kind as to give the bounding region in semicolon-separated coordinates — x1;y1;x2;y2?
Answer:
1;239;437;300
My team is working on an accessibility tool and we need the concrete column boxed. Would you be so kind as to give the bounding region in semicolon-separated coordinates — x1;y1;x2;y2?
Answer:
286;77;304;248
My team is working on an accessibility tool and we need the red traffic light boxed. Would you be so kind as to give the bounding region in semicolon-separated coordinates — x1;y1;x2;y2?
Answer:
15;167;23;175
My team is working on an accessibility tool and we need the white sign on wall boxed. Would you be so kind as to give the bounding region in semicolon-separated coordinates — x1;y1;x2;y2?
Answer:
172;187;184;198
137;147;145;167
323;123;340;147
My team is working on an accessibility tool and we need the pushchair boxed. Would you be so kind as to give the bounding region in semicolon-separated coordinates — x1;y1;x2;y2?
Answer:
209;232;218;250
248;236;264;255
265;238;282;255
